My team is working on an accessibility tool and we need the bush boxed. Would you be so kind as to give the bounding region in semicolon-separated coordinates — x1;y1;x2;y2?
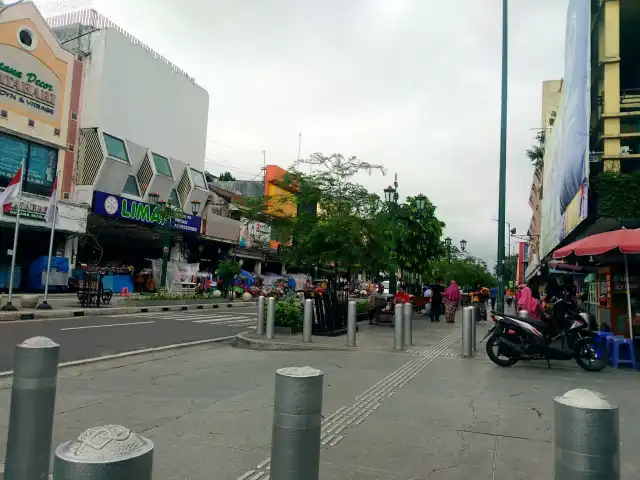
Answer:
266;297;303;328
356;299;370;314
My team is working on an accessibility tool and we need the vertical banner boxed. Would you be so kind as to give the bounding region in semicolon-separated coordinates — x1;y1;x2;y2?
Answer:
540;0;590;259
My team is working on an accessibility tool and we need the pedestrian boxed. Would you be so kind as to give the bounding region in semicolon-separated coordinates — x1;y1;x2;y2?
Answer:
490;285;497;310
517;286;545;320
443;279;461;323
369;283;387;325
430;278;445;322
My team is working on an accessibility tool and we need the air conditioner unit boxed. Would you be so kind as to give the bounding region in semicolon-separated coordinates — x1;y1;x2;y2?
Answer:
621;146;632;154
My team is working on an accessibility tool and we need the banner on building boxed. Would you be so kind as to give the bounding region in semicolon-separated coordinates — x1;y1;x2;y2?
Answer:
540;0;590;259
239;218;271;249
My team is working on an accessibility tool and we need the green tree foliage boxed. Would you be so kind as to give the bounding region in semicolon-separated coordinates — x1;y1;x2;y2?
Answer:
526;111;556;167
240;153;447;276
428;256;496;289
218;171;236;181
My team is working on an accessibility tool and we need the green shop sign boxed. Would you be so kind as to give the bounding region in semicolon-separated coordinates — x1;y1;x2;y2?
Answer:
94;191;202;234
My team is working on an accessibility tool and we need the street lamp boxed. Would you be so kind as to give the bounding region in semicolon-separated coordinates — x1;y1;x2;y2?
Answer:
383;180;425;295
460;239;467;252
445;237;452;263
148;194;200;291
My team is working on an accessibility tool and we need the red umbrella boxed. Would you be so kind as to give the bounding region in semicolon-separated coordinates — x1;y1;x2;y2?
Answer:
553;228;640;258
553;228;640;338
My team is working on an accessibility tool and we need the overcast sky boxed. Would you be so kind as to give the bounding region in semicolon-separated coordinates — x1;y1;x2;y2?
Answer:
37;0;570;267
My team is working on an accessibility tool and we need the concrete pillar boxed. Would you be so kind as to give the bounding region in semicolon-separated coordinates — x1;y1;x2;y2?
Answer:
554;389;619;479
270;366;323;480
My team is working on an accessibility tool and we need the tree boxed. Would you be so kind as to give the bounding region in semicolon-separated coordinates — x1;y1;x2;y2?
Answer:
494;254;518;287
372;196;446;276
526;111;556;168
428;256;496;289
218;171;236;181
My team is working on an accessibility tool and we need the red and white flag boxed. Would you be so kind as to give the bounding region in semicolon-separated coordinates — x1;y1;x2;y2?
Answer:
45;176;59;226
0;166;22;214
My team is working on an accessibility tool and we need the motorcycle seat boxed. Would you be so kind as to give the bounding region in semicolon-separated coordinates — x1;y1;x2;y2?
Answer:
495;312;550;334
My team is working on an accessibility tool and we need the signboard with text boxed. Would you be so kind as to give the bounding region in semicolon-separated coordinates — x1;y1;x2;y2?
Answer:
93;190;202;234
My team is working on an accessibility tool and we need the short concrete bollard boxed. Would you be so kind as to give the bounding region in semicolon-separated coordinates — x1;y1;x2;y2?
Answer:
303;298;313;343
393;303;404;351
271;366;323;480
346;300;356;347
403;302;413;347
4;336;60;480
462;307;474;357
257;295;266;335
266;297;276;339
53;424;154;479
554;389;619;479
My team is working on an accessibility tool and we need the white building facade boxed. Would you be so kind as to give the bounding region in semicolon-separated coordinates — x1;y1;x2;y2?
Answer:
47;10;211;266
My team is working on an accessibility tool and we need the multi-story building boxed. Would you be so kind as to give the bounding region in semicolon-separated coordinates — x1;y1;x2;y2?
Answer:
46;10;211;266
525;80;561;281
534;1;640;335
0;1;89;290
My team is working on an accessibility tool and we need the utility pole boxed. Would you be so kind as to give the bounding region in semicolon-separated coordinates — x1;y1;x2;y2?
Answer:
298;132;302;162
496;0;509;314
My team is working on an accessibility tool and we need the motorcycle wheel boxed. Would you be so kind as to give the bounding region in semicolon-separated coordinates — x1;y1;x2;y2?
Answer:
574;337;608;372
486;334;519;367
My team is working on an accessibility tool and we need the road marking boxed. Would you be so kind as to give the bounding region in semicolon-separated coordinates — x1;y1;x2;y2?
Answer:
60;321;155;331
0;335;237;379
177;314;238;321
193;317;251;324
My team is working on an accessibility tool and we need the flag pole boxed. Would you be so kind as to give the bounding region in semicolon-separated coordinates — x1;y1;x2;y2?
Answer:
37;175;58;310
2;159;25;311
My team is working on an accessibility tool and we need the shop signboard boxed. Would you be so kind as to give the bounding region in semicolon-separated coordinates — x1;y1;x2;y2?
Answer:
239;218;271;249
93;190;202;234
540;0;591;259
4;199;47;220
0;43;62;126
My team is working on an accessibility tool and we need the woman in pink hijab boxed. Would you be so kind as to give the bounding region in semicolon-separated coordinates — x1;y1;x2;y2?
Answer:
443;280;461;323
517;286;545;320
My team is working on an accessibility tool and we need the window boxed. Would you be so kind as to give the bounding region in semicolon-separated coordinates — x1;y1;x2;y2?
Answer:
103;133;130;163
152;153;172;177
17;27;37;51
190;168;206;188
169;188;180;207
122;175;140;196
0;132;57;197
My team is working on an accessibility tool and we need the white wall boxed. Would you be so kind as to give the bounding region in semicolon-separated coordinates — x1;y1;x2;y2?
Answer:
80;28;209;170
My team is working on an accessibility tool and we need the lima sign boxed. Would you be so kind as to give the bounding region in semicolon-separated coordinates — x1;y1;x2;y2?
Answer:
93;190;201;234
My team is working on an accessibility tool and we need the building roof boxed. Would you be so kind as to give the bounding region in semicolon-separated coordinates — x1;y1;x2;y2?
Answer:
46;8;194;81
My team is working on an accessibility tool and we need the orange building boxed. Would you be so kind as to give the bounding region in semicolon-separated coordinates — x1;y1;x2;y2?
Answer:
263;165;297;249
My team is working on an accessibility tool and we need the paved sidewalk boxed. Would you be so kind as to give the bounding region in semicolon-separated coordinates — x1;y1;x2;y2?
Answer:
0;315;638;479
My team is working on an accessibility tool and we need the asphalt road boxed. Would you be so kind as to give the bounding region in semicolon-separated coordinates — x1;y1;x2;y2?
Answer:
0;306;259;372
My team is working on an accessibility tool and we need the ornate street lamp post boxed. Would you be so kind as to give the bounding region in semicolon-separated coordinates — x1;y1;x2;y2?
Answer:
445;237;452;263
148;193;201;290
383;181;426;295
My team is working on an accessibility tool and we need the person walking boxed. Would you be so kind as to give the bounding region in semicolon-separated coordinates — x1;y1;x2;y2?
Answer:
430;278;445;322
443;280;461;323
490;285;497;310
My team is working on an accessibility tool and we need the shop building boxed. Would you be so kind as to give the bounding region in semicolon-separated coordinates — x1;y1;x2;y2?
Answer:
46;10;210;267
0;2;88;291
531;1;640;335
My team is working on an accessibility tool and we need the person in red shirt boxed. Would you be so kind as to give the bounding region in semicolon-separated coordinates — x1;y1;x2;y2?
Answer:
394;286;411;305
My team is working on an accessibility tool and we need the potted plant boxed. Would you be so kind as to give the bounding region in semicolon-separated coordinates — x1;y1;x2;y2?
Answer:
356;299;370;322
215;259;241;298
272;297;303;335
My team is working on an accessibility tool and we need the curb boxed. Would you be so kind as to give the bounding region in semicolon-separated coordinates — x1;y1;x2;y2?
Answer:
233;332;353;352
0;335;236;380
0;301;257;322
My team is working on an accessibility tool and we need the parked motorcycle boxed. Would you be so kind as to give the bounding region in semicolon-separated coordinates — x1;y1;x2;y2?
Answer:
481;299;607;372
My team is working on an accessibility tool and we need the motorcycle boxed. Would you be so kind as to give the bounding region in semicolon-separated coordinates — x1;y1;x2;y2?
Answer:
481;299;607;372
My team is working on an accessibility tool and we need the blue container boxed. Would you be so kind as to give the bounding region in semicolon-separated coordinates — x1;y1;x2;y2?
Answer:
0;265;21;291
28;256;70;291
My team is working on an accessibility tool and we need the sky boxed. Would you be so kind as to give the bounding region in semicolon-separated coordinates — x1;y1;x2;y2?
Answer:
35;0;571;268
